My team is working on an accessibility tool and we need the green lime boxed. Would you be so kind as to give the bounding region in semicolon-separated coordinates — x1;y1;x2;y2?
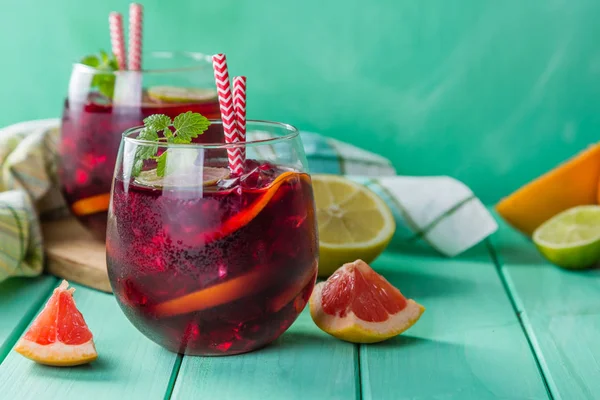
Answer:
135;167;229;188
532;205;600;269
147;86;217;103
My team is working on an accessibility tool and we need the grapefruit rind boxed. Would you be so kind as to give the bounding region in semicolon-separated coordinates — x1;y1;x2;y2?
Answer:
14;339;98;367
309;282;425;344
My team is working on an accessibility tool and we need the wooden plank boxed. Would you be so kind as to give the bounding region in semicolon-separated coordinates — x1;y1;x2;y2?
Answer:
42;217;110;293
0;284;179;400
492;213;600;399
360;246;549;400
171;309;359;400
0;275;58;362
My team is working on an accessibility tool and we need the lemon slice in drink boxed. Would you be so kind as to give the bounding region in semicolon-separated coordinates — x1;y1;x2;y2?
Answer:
312;174;395;277
532;205;600;269
147;86;218;103
135;167;229;188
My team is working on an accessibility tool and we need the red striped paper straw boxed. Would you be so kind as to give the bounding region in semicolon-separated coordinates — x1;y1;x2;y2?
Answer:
212;54;243;175
128;3;143;71
109;12;126;70
233;76;247;160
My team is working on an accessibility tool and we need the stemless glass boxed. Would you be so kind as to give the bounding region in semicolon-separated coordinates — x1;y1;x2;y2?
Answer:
59;52;221;240
106;121;319;356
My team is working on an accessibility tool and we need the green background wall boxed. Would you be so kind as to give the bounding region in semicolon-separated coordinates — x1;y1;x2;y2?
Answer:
1;0;599;203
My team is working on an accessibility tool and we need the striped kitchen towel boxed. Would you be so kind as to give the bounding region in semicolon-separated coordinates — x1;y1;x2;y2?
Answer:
0;119;497;283
0;119;65;282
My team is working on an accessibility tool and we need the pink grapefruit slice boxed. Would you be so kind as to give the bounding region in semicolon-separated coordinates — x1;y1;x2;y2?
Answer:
309;259;425;343
14;280;97;366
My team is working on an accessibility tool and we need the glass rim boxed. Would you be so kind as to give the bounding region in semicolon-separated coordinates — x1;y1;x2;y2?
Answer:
72;51;213;75
123;119;300;149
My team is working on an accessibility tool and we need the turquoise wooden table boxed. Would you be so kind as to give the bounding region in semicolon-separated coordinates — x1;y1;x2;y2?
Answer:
0;211;597;399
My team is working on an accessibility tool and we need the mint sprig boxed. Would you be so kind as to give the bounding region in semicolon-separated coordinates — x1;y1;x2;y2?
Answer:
80;50;118;99
132;111;211;177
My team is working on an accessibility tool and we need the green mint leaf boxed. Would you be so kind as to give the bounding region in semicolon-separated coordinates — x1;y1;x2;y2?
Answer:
81;50;118;99
100;50;110;64
132;158;144;177
80;55;100;68
131;128;160;177
94;74;116;98
172;137;189;144
143;114;171;132
138;127;159;142
172;111;210;143
156;152;168;177
132;112;211;178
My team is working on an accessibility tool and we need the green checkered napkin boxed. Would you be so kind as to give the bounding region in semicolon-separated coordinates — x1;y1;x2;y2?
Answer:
0;120;497;284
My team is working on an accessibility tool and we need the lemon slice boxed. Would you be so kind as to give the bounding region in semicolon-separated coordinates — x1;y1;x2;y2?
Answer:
135;167;229;188
533;205;600;269
312;174;395;276
147;86;218;103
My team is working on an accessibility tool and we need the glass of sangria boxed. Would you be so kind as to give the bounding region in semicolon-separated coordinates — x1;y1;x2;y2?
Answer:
106;117;319;355
59;51;222;240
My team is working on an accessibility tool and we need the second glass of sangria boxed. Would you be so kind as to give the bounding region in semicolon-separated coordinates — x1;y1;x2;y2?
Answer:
59;51;221;240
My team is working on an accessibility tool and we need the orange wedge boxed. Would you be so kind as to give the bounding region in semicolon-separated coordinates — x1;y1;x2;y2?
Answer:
71;193;111;216
496;144;600;236
14;280;97;366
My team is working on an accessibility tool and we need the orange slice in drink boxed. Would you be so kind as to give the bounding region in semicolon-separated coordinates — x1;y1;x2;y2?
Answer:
71;193;111;217
14;280;98;366
269;261;318;313
154;268;269;317
200;171;311;243
309;260;425;343
154;172;312;317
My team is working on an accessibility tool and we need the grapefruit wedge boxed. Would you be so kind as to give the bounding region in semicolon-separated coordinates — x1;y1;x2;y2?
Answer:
309;260;424;343
14;280;97;366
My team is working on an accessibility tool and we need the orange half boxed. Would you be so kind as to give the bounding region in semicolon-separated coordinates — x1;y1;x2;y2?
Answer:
496;144;600;236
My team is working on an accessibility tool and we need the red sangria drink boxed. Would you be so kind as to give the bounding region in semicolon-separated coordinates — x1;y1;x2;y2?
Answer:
106;116;319;355
59;52;221;240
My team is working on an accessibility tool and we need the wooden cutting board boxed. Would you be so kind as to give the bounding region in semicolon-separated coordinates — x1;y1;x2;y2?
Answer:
41;217;112;293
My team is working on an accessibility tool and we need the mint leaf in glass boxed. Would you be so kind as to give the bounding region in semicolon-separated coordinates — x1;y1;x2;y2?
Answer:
80;50;118;99
173;111;211;143
156;153;167;177
143;114;171;132
131;112;211;177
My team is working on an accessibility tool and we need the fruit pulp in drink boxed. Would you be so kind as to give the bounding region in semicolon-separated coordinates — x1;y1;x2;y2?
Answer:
106;161;319;355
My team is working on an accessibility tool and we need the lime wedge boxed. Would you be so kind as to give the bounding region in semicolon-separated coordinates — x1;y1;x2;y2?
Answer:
532;205;600;269
147;86;217;103
312;174;395;276
135;167;229;188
